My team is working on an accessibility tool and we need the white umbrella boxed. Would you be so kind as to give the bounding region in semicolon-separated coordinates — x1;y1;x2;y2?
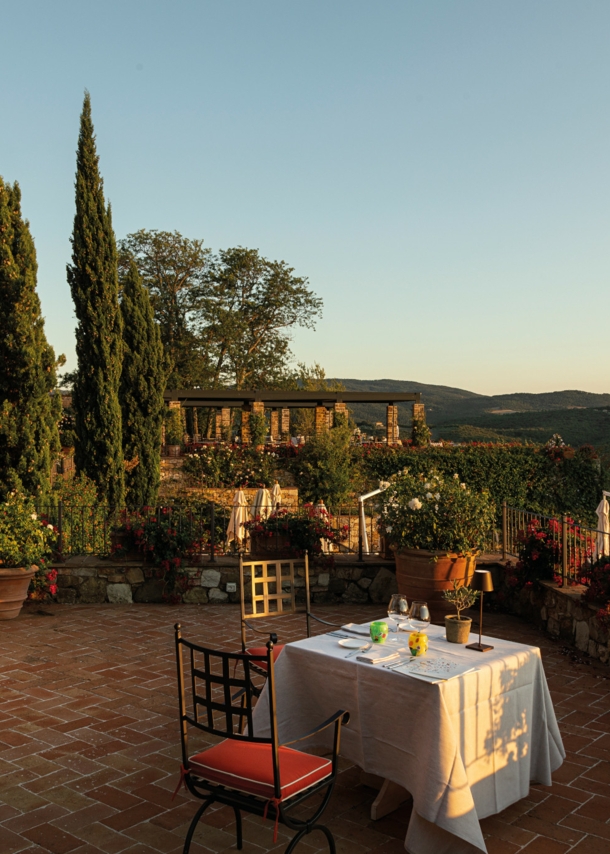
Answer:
226;489;249;547
313;501;332;553
251;487;273;522
596;494;610;558
271;481;282;511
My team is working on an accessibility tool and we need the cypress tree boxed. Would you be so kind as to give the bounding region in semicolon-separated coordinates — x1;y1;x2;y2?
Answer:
67;92;124;507
0;178;61;499
119;260;167;505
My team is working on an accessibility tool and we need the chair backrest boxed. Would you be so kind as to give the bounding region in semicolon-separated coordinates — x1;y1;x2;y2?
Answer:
239;555;312;647
174;624;281;778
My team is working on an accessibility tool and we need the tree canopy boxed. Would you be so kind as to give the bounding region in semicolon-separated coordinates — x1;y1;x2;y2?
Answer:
67;92;124;506
0;178;61;499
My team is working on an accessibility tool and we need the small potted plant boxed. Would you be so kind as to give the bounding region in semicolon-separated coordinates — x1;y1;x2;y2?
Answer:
443;580;480;643
164;408;183;457
0;491;56;619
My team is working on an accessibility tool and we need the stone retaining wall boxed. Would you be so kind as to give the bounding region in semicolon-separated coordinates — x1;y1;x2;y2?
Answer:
54;557;398;607
502;577;610;664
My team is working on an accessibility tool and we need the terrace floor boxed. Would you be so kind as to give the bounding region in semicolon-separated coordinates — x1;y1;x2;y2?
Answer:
1;604;610;854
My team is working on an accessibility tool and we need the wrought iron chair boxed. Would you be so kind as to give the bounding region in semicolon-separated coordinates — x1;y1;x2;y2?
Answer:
239;553;342;676
174;624;349;854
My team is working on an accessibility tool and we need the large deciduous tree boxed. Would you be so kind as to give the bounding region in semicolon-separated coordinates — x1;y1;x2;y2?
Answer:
118;230;210;388
67;92;124;506
119;260;167;505
0;178;62;500
198;247;323;389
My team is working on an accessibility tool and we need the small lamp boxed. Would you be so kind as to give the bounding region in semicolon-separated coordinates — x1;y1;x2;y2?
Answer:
466;570;494;652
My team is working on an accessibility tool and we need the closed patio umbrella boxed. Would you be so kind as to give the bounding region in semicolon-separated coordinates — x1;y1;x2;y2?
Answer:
226;489;249;547
251;487;273;522
271;481;282;511
596;494;610;558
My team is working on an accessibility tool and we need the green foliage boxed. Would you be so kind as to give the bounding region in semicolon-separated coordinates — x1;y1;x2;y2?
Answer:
443;580;480;619
118;230;211;388
362;444;602;522
50;473;109;556
119;260;167;505
182;445;277;487
67;92;124;507
504;518;563;596
411;414;431;447
290;422;363;509
164;408;183;445
379;469;495;554
0;492;55;567
0;178;61;500
249;412;268;447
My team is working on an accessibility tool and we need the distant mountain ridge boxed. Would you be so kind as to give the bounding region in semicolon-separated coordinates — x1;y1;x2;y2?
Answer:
333;378;610;427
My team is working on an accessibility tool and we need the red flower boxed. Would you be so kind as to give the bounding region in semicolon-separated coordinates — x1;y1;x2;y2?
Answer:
48;584;58;595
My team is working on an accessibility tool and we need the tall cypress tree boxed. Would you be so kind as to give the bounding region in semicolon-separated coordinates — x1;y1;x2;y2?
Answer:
0;178;61;499
119;260;166;505
67;92;124;506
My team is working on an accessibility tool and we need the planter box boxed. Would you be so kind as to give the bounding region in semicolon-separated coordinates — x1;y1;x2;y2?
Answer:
394;548;476;624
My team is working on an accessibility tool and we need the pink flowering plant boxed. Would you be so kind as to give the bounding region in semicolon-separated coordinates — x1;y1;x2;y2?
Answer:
378;469;495;554
245;504;348;566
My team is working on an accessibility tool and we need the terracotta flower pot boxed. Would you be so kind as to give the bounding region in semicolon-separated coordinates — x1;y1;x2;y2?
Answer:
0;567;37;620
445;615;472;644
249;533;294;558
394;548;477;624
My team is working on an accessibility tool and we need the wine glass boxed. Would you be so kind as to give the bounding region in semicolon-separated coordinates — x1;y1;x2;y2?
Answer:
387;594;409;631
408;600;431;632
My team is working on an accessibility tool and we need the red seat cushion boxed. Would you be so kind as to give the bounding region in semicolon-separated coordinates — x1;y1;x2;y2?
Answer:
188;739;331;801
245;644;285;671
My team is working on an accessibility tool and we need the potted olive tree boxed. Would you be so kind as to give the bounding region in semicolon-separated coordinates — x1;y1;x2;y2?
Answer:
443;580;480;643
0;492;56;619
378;469;494;622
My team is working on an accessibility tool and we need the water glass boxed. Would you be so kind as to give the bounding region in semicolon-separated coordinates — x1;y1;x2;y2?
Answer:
387;594;409;629
408;600;431;632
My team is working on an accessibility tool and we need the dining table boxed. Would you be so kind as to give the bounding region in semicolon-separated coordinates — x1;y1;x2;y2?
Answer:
251;621;565;854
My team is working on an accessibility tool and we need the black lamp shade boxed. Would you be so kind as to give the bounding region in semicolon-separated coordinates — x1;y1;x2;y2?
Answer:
471;570;493;593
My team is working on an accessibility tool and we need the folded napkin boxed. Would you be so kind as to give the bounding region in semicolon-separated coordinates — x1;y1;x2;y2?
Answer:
341;622;372;636
356;647;404;665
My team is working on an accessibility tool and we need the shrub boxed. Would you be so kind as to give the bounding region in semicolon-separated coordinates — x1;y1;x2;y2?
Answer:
289;423;363;509
378;469;495;554
182;445;278;488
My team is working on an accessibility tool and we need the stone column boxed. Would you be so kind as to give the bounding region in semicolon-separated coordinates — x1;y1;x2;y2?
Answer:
241;406;251;445
221;407;231;441
412;403;425;422
334;402;348;426
315;405;328;435
215;409;223;440
192;407;200;441
281;408;290;437
386;405;399;445
252;401;265;417
270;409;279;442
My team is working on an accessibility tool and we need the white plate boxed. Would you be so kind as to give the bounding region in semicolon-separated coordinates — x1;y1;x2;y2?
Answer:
338;638;368;649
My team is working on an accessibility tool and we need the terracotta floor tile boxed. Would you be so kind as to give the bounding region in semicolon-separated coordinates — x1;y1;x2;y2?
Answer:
22;822;84;854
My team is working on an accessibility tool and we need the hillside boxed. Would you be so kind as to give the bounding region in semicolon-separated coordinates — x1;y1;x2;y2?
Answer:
335;378;610;431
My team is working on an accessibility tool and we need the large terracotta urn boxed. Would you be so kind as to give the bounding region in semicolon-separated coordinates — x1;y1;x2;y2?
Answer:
0;567;36;620
394;548;477;623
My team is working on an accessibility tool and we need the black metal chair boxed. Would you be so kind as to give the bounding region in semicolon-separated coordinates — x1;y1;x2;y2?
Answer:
174;623;349;854
239;553;342;678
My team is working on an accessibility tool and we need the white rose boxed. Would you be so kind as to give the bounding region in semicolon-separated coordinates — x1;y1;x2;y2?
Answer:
425;492;433;500
47;524;54;530
453;473;459;480
424;482;431;490
386;525;392;533
435;492;440;500
31;513;37;520
408;498;422;510
460;483;466;489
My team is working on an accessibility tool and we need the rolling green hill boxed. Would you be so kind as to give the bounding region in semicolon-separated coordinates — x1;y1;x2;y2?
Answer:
333;378;610;450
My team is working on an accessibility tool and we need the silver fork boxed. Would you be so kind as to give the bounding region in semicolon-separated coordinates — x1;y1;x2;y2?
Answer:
344;644;371;658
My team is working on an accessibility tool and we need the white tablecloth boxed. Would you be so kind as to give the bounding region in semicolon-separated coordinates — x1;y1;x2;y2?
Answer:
252;623;565;854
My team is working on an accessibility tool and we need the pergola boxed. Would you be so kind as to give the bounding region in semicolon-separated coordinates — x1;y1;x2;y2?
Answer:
163;389;423;444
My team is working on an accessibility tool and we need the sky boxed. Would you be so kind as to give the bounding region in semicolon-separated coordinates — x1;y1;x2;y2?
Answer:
2;1;610;396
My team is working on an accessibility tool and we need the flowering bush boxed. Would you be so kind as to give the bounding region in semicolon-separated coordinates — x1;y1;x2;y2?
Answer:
0;492;56;567
378;469;495;554
245;504;348;565
27;566;58;601
504;519;561;592
182;445;278;488
580;557;610;628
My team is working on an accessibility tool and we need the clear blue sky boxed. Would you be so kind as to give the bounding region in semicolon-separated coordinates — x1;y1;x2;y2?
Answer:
2;1;610;395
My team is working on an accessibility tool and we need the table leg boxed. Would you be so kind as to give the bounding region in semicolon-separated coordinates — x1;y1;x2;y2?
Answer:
360;771;412;820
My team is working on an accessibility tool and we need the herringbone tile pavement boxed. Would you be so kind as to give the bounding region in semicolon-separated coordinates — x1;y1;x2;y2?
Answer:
1;603;609;854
